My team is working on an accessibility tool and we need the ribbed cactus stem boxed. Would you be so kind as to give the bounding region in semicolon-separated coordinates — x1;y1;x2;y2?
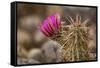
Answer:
51;15;90;61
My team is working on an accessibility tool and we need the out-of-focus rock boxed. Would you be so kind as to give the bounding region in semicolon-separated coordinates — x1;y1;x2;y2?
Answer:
17;29;30;45
41;40;63;63
32;30;48;48
28;59;40;64
18;15;41;33
34;30;47;42
17;29;34;51
17;57;40;65
88;25;96;60
17;58;28;65
89;53;96;60
88;25;96;53
17;44;28;58
88;40;96;50
28;48;43;62
88;39;96;60
88;25;96;40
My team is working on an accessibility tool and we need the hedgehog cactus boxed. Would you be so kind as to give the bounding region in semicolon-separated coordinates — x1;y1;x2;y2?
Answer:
40;14;90;62
61;15;89;61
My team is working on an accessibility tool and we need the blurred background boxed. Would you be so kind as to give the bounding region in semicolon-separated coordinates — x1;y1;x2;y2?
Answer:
17;3;97;65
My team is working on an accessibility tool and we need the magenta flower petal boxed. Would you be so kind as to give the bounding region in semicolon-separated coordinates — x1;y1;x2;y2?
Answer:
50;15;57;29
43;22;54;36
40;13;61;37
55;13;61;28
40;26;49;36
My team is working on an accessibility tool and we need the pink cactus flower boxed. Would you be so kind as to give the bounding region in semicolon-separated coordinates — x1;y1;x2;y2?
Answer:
40;13;61;37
